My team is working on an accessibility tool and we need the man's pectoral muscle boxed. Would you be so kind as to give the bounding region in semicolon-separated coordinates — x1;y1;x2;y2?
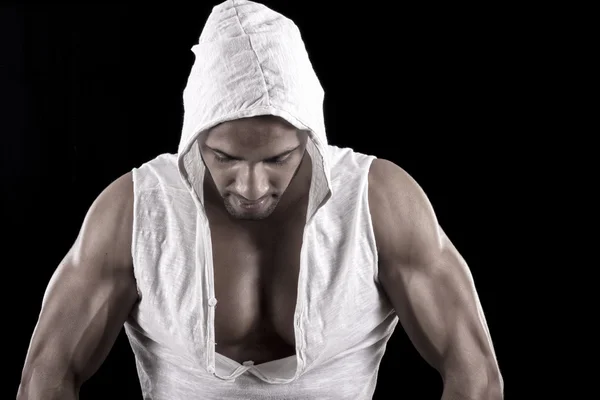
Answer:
369;159;503;400
18;172;138;400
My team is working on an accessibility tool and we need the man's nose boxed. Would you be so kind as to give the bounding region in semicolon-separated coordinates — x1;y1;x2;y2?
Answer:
234;164;269;201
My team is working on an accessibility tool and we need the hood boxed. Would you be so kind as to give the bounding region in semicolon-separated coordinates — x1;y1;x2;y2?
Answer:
177;0;332;224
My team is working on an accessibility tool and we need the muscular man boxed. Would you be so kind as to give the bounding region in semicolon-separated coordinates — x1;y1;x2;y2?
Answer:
18;1;503;399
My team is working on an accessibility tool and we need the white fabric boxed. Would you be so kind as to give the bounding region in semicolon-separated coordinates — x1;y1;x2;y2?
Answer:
123;1;399;398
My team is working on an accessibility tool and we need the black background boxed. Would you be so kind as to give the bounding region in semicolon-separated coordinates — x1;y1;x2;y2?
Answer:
1;2;535;399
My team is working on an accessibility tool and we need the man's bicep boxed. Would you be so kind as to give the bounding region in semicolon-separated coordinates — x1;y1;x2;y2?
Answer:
33;256;137;379
379;233;497;382
20;172;138;390
369;158;502;394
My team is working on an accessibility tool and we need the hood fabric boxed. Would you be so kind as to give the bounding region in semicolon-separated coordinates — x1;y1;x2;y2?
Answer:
177;0;332;222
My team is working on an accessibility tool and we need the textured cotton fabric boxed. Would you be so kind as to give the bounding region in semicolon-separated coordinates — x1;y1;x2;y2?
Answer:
123;1;399;398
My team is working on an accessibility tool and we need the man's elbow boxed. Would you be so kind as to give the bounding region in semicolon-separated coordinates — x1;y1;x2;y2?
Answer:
473;366;504;400
482;354;504;399
442;359;504;400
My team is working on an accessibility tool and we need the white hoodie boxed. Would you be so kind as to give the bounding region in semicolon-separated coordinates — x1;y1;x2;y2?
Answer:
124;1;399;398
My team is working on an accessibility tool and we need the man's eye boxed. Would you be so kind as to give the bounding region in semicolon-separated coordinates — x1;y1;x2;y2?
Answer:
266;156;288;166
215;155;235;163
214;154;289;166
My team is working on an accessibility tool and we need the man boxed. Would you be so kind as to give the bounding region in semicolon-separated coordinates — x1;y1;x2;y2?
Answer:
18;1;503;399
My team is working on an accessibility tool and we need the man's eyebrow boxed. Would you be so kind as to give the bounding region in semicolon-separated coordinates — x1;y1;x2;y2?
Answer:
205;144;301;160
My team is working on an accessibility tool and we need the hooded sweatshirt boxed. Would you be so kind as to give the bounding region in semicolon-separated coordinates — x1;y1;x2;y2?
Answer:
123;1;399;399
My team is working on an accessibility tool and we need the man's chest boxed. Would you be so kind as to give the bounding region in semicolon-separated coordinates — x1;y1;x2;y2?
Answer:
206;208;307;364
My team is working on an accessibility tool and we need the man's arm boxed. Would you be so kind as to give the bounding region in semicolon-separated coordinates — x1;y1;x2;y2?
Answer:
369;159;503;400
17;172;138;400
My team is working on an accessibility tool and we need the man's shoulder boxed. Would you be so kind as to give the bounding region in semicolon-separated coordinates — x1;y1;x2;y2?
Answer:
368;158;438;260
368;158;423;215
133;153;188;192
73;170;135;272
136;153;179;174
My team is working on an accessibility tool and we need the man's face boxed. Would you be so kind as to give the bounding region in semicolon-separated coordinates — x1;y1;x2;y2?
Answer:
200;115;309;221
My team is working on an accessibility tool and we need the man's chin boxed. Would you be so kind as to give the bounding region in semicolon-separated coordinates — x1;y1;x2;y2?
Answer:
224;198;279;221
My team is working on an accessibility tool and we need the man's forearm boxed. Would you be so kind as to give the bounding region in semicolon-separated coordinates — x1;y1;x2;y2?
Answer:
17;367;79;400
17;385;78;400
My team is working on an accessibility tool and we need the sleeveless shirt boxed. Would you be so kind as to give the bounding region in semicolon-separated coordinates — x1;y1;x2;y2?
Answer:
123;1;399;398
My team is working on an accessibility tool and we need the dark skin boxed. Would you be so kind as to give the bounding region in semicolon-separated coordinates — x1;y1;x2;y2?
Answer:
17;116;312;399
199;115;311;228
200;118;503;397
17;171;137;400
18;116;502;399
369;159;504;399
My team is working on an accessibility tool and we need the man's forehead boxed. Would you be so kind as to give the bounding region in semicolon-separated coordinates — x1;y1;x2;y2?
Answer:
205;116;300;146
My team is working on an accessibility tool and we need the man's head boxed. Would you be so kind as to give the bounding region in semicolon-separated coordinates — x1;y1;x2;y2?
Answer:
200;115;310;221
